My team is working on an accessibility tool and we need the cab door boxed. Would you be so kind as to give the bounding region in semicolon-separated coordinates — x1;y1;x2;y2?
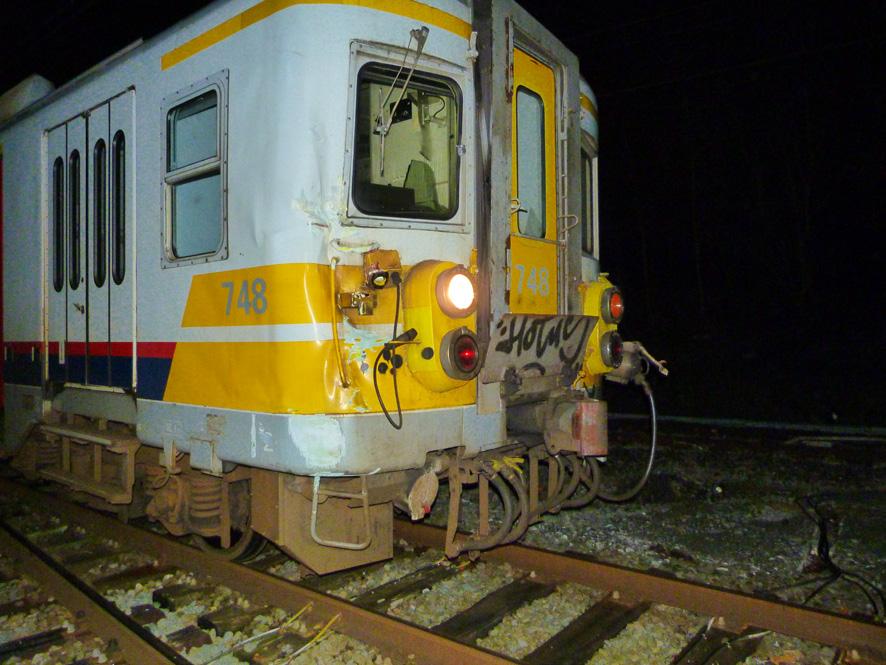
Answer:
508;48;559;315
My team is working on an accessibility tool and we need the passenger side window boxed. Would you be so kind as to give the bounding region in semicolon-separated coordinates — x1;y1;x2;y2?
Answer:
163;72;228;266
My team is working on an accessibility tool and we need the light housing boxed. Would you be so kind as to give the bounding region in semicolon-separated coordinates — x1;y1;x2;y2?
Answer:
601;287;624;324
435;266;477;318
440;327;483;380
600;331;624;368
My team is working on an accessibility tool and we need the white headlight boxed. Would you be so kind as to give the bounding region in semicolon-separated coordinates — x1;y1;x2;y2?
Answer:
436;267;477;318
447;273;475;311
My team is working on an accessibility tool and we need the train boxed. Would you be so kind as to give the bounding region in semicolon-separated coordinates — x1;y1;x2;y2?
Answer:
0;0;660;573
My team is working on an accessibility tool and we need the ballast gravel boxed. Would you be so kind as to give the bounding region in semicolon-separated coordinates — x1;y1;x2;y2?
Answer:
739;632;837;664
288;631;393;665
477;581;606;658
0;603;75;645
387;561;516;628
330;549;443;600
4;638;110;665
584;604;704;665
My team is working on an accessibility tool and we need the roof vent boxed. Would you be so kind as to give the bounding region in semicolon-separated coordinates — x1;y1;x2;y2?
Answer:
0;75;55;124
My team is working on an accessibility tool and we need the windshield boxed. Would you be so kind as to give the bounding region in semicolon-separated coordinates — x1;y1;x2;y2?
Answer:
352;63;460;220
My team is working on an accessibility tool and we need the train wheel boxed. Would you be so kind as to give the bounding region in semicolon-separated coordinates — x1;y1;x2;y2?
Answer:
194;527;265;562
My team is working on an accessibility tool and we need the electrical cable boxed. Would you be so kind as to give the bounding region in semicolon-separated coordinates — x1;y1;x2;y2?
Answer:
598;377;657;502
373;275;408;430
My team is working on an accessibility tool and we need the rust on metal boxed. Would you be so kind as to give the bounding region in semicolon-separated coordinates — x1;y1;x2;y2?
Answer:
394;520;886;659
0;480;518;665
0;526;176;664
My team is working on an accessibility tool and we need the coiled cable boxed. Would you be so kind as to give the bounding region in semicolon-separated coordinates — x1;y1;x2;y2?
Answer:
598;377;657;502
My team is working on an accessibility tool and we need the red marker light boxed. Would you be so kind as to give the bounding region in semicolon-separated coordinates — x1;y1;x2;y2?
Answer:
601;288;624;324
609;291;624;321
454;335;479;372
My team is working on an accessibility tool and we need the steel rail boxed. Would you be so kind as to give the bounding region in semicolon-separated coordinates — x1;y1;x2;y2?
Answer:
0;525;175;664
394;520;886;660
0;480;517;665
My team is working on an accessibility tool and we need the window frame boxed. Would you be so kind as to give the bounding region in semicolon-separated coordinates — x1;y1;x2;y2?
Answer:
93;137;107;287
52;156;65;293
343;42;472;233
111;130;127;284
68;149;81;290
580;136;600;260
161;70;229;268
514;86;547;239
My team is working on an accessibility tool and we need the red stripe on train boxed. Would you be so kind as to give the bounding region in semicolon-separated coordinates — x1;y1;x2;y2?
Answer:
4;341;176;359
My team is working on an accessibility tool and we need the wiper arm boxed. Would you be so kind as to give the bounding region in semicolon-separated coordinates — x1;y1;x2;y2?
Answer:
375;26;430;176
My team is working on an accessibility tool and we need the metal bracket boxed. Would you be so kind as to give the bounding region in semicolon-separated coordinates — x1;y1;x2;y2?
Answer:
310;475;372;550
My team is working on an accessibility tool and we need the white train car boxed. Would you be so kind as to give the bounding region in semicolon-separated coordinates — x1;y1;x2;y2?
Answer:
1;0;647;573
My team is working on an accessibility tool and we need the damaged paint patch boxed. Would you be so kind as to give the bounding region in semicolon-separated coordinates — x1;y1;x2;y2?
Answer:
342;320;389;368
287;415;345;471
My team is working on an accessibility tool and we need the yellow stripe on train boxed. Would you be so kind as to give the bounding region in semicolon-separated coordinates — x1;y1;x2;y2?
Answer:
170;263;476;413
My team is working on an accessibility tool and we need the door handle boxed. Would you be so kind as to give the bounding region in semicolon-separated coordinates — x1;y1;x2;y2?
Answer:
74;303;85;315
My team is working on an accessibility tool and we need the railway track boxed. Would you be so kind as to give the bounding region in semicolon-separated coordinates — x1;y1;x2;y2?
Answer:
0;477;883;665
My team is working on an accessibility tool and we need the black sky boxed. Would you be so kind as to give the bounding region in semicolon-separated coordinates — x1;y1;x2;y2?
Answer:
3;1;885;426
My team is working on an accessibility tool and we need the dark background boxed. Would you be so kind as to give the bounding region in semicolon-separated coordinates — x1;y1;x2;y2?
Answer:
2;1;884;427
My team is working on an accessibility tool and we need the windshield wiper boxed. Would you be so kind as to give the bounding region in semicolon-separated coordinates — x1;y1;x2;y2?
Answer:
375;25;430;176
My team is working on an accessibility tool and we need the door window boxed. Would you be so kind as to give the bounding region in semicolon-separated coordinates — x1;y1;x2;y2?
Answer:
93;139;107;287
52;157;64;292
112;131;126;284
515;88;546;238
68;150;81;290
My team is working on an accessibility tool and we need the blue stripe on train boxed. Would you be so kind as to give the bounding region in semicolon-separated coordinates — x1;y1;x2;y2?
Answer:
6;355;172;400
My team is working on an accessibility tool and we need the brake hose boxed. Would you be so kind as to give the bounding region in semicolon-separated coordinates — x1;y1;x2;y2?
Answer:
598;377;657;502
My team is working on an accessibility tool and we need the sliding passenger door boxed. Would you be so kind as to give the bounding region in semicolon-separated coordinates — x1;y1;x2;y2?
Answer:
45;90;135;391
87;104;111;385
47;125;67;384
108;92;134;389
65;117;88;383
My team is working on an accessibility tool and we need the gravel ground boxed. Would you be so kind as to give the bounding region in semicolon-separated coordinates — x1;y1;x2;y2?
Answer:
289;631;394;665
739;633;837;664
329;549;443;600
585;604;704;665
0;603;75;644
387;561;516;628
429;422;886;621
477;582;605;658
4;637;111;664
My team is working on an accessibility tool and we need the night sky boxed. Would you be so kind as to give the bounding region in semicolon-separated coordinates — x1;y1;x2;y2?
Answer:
3;1;884;426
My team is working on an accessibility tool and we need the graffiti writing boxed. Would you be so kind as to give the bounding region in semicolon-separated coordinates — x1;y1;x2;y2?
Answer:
493;314;596;369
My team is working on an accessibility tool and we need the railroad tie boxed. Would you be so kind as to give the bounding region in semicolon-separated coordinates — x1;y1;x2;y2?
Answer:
523;596;650;665
0;627;67;659
152;583;214;610
434;577;557;643
198;603;273;635
92;564;178;593
128;602;167;626
350;561;468;612
166;624;214;650
672;625;765;665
